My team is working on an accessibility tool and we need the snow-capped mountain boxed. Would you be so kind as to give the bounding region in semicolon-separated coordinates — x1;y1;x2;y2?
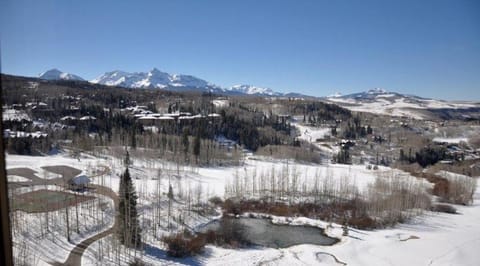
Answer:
39;69;84;81
38;67;292;96
91;69;291;96
325;88;479;119
329;88;414;101
91;68;214;90
227;84;282;96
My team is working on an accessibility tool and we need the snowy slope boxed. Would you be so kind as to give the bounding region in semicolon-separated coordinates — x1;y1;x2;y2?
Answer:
7;152;480;266
39;69;85;81
326;88;479;119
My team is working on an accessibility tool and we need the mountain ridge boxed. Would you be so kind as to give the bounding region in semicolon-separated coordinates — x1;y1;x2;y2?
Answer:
39;69;85;81
325;88;480;119
38;68;293;96
34;69;478;103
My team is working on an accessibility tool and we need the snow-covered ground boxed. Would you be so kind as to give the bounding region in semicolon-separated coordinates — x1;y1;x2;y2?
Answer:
433;137;469;144
6;153;114;265
327;95;479;120
7;175;30;182
6;151;480;266
10;185;114;265
294;123;331;143
6;153;103;177
83;182;480;266
292;121;338;154
197;189;480;265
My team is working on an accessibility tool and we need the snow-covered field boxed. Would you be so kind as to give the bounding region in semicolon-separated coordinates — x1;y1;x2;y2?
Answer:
10;186;114;265
6;151;480;266
7;153;114;265
197;189;480;266
292;121;338;154
294;123;331;143
433;137;469;144
327;95;479;120
83;183;480;266
7;175;29;182
89;186;480;266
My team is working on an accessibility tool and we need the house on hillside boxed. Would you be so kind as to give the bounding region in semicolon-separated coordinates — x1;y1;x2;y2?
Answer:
69;175;91;191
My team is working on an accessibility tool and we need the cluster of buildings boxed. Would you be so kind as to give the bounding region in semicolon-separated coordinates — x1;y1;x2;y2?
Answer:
123;105;222;127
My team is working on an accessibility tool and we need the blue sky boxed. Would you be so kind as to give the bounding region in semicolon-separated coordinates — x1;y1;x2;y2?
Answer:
1;0;479;100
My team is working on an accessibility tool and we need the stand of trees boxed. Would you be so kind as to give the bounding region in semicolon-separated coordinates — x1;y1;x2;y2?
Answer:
224;164;431;229
334;147;351;164
342;115;372;139
399;146;449;167
4;136;52;155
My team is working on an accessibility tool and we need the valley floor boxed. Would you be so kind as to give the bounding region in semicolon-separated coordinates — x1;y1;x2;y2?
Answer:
5;152;480;266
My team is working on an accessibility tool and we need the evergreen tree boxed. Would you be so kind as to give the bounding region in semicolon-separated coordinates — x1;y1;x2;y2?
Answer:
124;149;131;167
336;147;350;164
117;166;142;248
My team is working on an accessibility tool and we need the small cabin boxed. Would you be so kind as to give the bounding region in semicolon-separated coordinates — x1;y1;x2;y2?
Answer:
69;175;91;191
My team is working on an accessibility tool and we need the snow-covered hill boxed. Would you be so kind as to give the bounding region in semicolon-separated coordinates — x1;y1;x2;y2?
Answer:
39;69;85;81
326;88;480;119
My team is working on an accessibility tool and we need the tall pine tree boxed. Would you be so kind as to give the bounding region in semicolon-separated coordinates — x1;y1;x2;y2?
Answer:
117;165;142;248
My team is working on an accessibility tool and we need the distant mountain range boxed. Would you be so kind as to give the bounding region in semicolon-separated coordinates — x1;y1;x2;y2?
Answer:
90;68;212;90
37;68;292;96
33;69;480;120
325;88;480;119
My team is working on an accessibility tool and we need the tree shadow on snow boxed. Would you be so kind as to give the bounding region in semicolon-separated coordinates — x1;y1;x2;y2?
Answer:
144;244;210;265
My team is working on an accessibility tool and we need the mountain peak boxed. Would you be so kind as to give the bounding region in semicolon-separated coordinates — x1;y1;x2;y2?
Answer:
367;88;388;94
91;68;211;90
149;67;164;74
39;67;286;96
39;69;84;81
228;84;280;96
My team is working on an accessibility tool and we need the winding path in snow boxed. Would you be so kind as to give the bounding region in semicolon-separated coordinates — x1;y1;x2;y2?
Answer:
60;165;118;266
7;164;117;266
61;184;119;266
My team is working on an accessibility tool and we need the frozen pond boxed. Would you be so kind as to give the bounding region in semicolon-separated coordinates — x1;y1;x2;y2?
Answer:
199;217;338;248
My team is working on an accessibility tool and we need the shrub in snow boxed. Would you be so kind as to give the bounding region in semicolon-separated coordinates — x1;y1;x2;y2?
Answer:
431;204;457;214
209;196;223;205
129;258;147;266
365;175;431;226
162;233;206;258
442;174;477;205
